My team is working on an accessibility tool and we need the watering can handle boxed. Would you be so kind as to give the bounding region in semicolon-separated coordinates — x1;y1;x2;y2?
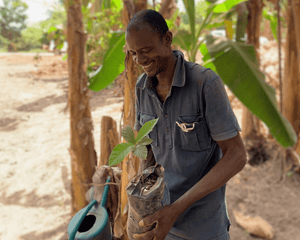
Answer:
68;176;111;240
101;175;111;207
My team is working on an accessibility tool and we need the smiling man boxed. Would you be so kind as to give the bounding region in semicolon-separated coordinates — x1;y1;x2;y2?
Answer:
125;9;247;240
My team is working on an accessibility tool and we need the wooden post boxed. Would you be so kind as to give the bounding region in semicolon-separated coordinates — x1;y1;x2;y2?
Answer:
100;116;120;167
66;0;97;216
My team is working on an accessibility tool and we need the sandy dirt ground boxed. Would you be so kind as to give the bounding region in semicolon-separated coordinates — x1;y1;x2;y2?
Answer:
0;42;300;240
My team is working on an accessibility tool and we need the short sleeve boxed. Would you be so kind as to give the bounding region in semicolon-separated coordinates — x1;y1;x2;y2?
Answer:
204;76;241;141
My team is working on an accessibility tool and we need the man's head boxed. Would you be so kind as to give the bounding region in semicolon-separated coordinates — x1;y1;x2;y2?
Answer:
125;9;174;77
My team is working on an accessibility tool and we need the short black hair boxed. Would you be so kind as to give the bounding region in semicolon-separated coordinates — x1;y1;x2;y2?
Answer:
126;9;169;40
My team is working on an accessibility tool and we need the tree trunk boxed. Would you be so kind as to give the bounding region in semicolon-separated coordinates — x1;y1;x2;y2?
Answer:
241;0;264;140
236;2;248;42
283;0;300;154
120;1;147;238
66;0;97;216
100;116;120;166
120;2;177;238
159;0;177;19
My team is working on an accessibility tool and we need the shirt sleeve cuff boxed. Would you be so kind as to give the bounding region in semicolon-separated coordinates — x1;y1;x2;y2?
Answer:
211;128;241;142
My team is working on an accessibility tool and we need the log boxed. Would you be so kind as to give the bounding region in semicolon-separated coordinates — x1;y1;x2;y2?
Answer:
100;116;120;167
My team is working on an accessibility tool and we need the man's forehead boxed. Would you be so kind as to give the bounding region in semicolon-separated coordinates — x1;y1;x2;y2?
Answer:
125;28;159;48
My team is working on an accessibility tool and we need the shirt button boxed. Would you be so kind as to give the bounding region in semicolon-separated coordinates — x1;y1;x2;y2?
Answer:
166;127;170;132
165;114;168;118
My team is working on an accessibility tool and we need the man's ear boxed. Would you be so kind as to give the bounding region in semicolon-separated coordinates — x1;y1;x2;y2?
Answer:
164;31;173;46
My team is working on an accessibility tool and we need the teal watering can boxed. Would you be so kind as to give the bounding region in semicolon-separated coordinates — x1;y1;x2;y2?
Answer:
68;176;112;240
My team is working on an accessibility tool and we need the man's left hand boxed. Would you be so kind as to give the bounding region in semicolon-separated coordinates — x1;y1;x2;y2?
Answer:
133;204;179;240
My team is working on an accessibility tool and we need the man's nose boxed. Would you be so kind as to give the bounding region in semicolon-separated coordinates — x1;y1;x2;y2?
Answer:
134;52;147;66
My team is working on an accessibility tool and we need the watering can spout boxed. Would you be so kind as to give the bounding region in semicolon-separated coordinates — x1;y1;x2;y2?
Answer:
67;176;112;240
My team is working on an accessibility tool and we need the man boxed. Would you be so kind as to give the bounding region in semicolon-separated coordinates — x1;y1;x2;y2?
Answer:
125;9;247;240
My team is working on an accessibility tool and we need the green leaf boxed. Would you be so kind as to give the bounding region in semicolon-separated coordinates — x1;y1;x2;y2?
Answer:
138;137;153;146
109;143;134;166
122;126;136;144
213;0;248;13
199;43;217;73
206;40;297;147
47;26;57;34
62;53;67;61
132;144;148;159
111;0;122;11
135;118;159;144
88;32;125;91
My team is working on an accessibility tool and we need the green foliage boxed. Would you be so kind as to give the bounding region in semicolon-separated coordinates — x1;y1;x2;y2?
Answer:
47;26;65;50
82;1;124;76
201;40;297;147
39;5;67;45
122;126;136;144
88;32;125;91
17;26;43;51
135;119;158;143
212;0;248;13
109;119;158;166
0;0;28;51
132;144;148;159
109;143;135;167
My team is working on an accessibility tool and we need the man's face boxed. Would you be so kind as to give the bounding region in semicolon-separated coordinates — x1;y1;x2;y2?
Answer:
125;25;171;77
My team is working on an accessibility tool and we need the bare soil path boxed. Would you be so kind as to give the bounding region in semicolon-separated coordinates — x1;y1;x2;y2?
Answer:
0;53;122;240
0;48;299;240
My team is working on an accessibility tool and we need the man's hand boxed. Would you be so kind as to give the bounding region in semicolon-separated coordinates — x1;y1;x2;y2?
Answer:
133;204;179;240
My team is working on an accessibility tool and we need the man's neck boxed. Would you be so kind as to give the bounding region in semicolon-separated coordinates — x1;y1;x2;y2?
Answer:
156;52;177;89
155;52;178;103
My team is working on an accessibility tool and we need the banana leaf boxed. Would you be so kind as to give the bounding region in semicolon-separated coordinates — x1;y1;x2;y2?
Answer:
202;40;297;147
212;0;248;13
88;31;125;91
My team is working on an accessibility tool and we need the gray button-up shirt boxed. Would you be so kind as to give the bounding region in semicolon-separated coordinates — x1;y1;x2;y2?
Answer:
134;50;241;240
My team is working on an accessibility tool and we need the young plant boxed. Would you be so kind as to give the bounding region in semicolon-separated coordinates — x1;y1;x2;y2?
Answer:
109;118;158;166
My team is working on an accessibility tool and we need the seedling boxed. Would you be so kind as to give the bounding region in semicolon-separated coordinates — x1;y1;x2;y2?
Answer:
109;118;159;166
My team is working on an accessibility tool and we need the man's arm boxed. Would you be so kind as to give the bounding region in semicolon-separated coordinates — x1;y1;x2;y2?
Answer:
134;131;247;240
137;145;156;174
172;130;247;216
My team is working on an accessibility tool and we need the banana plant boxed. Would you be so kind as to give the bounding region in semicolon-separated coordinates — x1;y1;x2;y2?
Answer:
87;0;246;91
88;0;297;148
171;0;248;62
172;0;297;147
201;40;297;147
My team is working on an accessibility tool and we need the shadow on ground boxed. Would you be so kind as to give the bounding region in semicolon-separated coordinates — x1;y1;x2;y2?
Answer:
0;117;26;131
17;94;67;112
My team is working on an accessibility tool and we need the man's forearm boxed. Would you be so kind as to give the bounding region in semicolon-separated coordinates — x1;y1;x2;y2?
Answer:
171;151;246;218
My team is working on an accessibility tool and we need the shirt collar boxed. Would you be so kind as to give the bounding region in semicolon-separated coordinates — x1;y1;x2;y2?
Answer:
172;50;186;87
136;49;186;90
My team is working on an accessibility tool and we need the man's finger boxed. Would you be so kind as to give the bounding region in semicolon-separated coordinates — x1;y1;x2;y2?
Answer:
133;230;155;240
139;212;158;227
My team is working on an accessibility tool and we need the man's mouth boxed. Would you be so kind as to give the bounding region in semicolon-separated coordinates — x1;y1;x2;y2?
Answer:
143;61;154;71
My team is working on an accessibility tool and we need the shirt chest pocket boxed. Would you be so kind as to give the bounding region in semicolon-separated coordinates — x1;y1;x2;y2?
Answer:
140;112;158;146
175;114;211;151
